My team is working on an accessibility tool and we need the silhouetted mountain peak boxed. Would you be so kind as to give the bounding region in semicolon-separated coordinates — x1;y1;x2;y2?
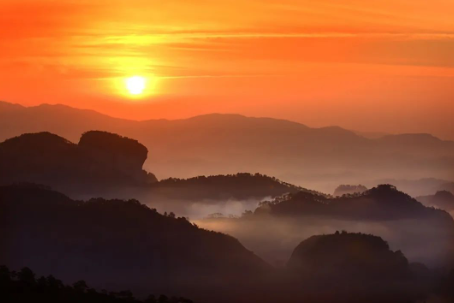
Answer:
187;113;248;121
381;133;441;143
360;184;434;209
290;232;391;259
0;100;24;112
0;131;156;192
79;131;148;162
435;190;454;199
365;184;402;198
180;113;312;132
417;190;454;212
0;132;75;152
287;232;410;281
78;131;150;183
34;103;108;117
315;125;364;137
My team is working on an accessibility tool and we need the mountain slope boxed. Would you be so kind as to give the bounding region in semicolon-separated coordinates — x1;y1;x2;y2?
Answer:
417;191;454;213
285;232;421;302
288;232;411;280
0;184;271;303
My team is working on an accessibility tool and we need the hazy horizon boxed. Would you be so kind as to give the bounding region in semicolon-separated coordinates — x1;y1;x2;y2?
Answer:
2;100;453;141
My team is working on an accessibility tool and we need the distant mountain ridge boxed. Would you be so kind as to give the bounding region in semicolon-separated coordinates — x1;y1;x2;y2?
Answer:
255;184;453;222
372;178;454;197
0;101;453;193
2;101;452;143
417;191;454;213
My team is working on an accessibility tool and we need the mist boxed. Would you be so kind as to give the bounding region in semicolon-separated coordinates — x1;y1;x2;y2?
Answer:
195;215;454;268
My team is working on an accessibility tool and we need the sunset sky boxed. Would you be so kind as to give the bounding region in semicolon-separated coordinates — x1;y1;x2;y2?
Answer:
1;0;454;139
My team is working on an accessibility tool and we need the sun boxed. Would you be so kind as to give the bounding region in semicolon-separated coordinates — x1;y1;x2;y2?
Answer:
125;76;146;95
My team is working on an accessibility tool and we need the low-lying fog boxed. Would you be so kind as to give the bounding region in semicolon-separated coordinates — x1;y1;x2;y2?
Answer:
146;198;267;219
72;186;454;270
194;216;454;268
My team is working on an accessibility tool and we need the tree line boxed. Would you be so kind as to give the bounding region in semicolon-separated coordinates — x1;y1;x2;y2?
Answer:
0;266;194;303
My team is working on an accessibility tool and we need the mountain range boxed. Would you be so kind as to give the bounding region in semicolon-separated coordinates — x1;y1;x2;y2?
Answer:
0;184;430;303
1;101;453;194
199;185;454;268
0;131;308;217
417;191;454;214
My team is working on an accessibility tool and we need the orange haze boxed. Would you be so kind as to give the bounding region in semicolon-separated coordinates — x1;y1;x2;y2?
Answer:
1;0;454;139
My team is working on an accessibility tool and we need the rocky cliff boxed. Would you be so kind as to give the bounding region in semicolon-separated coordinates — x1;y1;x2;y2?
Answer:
0;131;157;193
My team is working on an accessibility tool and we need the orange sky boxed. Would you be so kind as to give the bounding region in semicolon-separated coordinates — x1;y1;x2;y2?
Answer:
1;0;454;139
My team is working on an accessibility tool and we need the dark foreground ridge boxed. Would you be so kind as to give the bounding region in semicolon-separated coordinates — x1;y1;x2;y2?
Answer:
2;184;453;302
0;184;270;303
0;266;193;303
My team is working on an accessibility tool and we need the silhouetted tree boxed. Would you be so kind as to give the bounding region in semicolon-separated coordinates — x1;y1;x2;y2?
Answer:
145;295;157;303
0;265;194;303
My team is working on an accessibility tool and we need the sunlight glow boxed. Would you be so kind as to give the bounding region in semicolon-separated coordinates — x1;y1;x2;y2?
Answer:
125;76;146;95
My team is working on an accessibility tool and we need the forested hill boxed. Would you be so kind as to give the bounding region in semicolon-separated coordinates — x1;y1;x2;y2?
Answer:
0;184;271;303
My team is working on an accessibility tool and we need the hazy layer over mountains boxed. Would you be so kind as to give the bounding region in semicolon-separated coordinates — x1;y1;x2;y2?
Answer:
1;101;452;195
1;128;453;270
0;131;305;217
417;191;454;216
199;185;454;268
0;184;436;303
1;122;454;301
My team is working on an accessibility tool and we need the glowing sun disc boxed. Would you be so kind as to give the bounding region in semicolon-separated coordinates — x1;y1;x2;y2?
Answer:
125;76;146;95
